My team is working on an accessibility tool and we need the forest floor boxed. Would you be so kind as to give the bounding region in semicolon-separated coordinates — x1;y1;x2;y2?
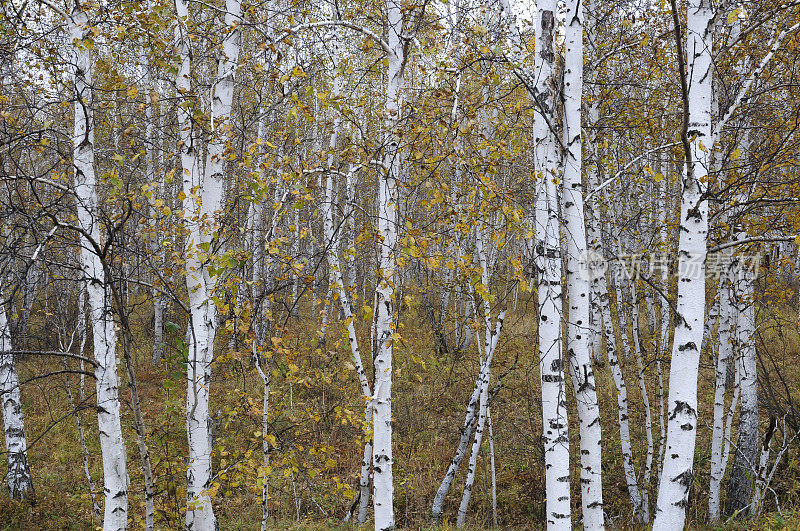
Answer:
1;292;799;529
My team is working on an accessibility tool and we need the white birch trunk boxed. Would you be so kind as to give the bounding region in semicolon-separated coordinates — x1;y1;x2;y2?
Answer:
751;417;777;517
726;259;758;516
653;0;713;524
656;178;669;485
69;291;100;516
598;269;643;518
562;0;604;524
721;351;741;485
537;177;571;530
175;2;213;523
356;404;373;525
253;348;270;531
456;171;505;525
585;0;604;367
490;31;572;530
701;290;720;353
69;6;129;528
0;281;33;502
431;365;484;523
251;39;276;530
372;2;404;527
121;340;155;531
533;0;571;524
321;41;375;518
629;279;654;521
708;269;732;522
456;380;489;529
488;407;497;527
455;308;505;528
613;258;632;362
495;0;576;515
143;50;165;365
175;0;241;527
795;246;800;319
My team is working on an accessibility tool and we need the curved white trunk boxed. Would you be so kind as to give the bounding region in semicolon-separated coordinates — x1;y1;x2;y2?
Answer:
455;312;505;528
321;44;375;520
598;270;642;518
69;6;129;529
456;206;504;526
430;363;484;522
175;0;241;527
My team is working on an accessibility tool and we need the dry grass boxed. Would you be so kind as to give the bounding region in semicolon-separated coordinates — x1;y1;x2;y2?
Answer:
1;286;800;529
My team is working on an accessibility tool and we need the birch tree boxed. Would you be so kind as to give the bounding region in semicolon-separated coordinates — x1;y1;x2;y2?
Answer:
56;3;132;528
175;0;242;526
708;266;734;521
320;23;374;523
653;0;713;525
372;2;405;527
725;256;758;516
562;0;604;524
0;278;33;502
496;0;573;525
456;79;507;526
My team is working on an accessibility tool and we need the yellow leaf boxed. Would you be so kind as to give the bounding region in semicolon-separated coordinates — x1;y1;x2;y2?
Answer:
127;86;138;99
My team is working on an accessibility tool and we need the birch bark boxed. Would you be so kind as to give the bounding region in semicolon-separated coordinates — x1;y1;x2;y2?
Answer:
708;268;733;521
653;0;713;525
321;32;374;520
175;0;241;527
372;2;405;527
530;0;572;524
456;142;506;523
562;0;604;524
629;279;654;521
598;265;642;518
725;258;758;516
0;280;33;502
656;178;669;485
69;4;129;528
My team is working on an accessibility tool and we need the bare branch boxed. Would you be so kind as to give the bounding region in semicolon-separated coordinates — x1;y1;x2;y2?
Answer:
284;21;391;56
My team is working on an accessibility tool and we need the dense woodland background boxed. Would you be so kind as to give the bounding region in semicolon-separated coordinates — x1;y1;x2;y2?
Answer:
2;0;800;529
